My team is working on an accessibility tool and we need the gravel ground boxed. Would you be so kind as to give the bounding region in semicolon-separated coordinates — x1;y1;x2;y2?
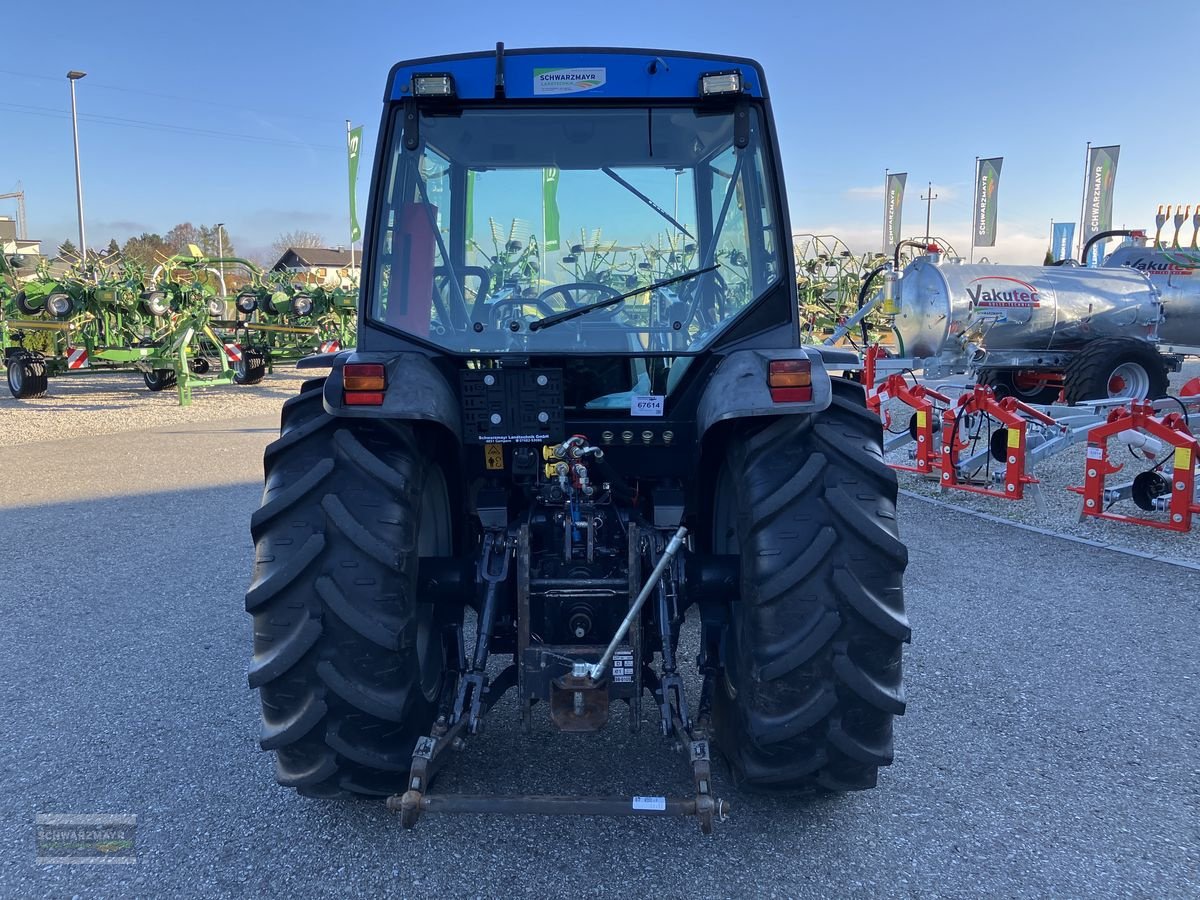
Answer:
0;367;321;448
883;360;1200;565
1;416;1198;898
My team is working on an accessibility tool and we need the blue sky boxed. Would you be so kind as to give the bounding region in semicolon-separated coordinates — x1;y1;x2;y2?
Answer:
2;0;1197;263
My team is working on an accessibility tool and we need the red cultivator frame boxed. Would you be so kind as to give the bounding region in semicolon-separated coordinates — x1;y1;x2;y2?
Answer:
1066;401;1199;532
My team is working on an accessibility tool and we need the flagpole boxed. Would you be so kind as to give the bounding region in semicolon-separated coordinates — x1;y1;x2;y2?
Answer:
1077;141;1090;263
970;157;979;263
882;167;889;256
346;120;355;275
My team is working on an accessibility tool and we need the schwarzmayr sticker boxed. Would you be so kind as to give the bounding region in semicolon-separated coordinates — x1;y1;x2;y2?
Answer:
534;67;607;95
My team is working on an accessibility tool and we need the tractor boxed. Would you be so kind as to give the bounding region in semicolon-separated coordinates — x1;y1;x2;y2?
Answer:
245;45;909;832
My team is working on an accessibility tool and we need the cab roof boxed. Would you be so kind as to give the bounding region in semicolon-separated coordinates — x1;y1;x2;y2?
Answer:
386;46;767;102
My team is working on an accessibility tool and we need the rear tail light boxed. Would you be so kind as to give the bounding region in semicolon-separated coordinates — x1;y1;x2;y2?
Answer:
343;363;386;405
768;359;813;403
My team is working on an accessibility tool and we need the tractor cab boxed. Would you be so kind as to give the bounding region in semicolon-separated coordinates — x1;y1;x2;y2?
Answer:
356;47;797;412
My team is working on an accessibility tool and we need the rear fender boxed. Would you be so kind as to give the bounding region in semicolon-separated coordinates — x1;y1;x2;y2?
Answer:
696;346;855;439
320;350;462;442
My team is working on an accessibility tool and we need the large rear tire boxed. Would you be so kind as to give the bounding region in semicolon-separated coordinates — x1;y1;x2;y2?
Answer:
712;378;910;793
1062;338;1168;403
246;384;454;797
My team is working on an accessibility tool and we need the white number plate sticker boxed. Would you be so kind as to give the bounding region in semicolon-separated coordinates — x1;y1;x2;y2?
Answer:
631;395;664;416
632;796;666;811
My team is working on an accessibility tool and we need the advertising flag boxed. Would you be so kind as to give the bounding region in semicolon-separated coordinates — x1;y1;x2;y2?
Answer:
347;125;364;243
972;158;1003;247
1082;145;1120;266
883;172;907;255
542;167;561;252
1051;221;1075;262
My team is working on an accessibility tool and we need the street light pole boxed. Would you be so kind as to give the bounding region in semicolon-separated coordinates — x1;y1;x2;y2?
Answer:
215;222;226;296
67;70;87;262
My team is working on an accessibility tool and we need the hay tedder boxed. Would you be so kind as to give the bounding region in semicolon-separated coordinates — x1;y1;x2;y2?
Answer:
245;46;910;833
1;249;357;405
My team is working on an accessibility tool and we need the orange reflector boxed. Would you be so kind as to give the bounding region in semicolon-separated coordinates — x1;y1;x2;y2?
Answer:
769;371;812;387
344;363;386;392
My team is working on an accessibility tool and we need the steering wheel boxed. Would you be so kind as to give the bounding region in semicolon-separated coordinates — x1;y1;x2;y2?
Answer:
537;282;624;317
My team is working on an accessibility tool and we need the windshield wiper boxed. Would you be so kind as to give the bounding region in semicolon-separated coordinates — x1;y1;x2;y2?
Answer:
528;264;719;332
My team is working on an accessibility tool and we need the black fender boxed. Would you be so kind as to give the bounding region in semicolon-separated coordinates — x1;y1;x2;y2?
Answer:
696;345;857;439
318;350;462;442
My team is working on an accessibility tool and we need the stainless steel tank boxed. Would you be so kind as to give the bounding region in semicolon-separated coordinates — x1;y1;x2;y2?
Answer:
1103;245;1200;347
892;255;1162;359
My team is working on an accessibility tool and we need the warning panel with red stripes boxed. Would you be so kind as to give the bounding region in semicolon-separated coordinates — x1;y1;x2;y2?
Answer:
319;341;341;353
223;343;243;362
66;347;89;369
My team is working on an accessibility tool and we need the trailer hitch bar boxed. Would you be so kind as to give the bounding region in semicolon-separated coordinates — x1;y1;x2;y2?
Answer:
390;792;728;821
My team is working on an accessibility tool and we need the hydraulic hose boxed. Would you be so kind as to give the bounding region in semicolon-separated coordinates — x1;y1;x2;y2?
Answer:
856;264;888;347
1080;229;1143;266
893;239;932;270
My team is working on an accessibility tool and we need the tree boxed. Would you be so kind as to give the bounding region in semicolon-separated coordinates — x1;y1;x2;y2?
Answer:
270;230;326;262
1043;248;1054;265
165;222;201;255
104;238;120;257
122;232;172;267
58;239;78;259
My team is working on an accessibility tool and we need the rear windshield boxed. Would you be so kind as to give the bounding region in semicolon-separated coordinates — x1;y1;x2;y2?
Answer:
367;104;782;355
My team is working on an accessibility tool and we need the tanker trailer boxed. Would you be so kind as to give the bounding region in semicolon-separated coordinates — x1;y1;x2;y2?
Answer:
892;253;1170;403
1103;243;1200;352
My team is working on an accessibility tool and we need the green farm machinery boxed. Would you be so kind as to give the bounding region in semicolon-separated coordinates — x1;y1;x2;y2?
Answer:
2;251;358;404
229;273;357;371
3;253;244;404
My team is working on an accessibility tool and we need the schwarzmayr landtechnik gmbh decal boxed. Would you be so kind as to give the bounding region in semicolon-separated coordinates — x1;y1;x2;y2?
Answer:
533;67;607;95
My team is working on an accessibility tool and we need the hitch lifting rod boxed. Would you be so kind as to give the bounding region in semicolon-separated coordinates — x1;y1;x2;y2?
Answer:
588;526;688;682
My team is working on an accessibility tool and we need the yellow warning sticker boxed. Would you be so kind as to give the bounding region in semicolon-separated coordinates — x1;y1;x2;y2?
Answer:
1007;428;1021;449
1175;446;1192;471
916;410;927;429
484;443;504;470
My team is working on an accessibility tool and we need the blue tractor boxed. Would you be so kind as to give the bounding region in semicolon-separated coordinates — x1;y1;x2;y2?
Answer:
245;45;909;832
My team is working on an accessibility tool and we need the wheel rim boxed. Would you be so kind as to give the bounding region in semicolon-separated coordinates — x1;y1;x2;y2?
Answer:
9;361;23;394
1107;362;1150;399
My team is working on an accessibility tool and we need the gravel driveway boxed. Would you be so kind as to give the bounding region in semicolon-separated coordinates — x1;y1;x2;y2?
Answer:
0;414;1196;898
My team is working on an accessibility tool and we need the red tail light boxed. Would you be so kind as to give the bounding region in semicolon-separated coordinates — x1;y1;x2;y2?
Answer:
343;363;386;405
768;359;813;403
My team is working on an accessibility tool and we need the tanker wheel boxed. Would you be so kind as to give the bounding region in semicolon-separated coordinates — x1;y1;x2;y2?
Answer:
246;383;456;797
234;349;267;386
7;354;49;399
1063;338;1169;404
143;369;178;392
977;368;1062;405
711;377;910;793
